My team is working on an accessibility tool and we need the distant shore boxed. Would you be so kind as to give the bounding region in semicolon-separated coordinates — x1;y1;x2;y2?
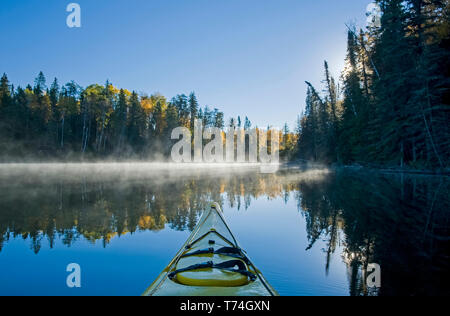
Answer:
284;160;450;176
0;158;448;177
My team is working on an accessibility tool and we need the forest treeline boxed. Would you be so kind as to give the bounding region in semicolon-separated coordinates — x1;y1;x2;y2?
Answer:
0;72;297;160
1;0;448;168
0;73;230;159
296;0;449;170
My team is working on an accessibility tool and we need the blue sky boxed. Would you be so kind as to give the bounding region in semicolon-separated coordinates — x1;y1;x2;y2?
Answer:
0;0;370;129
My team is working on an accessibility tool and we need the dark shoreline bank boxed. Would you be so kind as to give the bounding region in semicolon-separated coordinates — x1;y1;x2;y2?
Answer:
284;160;450;177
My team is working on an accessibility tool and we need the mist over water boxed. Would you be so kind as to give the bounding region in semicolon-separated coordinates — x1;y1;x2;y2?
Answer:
0;162;279;184
0;163;448;296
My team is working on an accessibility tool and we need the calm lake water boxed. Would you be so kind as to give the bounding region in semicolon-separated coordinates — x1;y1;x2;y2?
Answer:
0;163;448;296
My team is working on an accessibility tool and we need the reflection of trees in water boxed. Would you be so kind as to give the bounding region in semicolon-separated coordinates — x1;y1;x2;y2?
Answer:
0;172;288;254
0;169;448;296
296;171;449;296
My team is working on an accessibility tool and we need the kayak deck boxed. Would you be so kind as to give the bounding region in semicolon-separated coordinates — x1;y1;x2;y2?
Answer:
143;203;278;296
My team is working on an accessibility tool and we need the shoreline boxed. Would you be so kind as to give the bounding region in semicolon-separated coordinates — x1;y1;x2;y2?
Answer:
284;161;450;177
0;159;448;177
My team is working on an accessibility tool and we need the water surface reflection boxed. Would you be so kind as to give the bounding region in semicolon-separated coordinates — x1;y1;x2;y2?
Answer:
0;164;448;296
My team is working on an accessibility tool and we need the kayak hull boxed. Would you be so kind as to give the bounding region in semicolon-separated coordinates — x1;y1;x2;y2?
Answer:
143;203;278;296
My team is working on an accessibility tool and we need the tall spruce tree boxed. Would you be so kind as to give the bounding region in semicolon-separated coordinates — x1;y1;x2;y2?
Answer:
189;92;199;132
127;91;146;150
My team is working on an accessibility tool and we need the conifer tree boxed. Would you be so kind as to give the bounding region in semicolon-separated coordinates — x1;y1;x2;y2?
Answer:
189;92;199;132
128;91;146;150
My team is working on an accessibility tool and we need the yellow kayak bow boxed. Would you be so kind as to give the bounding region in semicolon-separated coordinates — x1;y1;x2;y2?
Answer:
143;203;278;296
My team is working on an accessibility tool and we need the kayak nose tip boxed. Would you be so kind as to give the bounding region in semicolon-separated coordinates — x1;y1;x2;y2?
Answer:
210;202;222;212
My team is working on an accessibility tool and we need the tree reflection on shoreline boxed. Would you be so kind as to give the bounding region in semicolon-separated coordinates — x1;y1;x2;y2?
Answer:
0;167;298;253
297;170;449;296
0;166;448;296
